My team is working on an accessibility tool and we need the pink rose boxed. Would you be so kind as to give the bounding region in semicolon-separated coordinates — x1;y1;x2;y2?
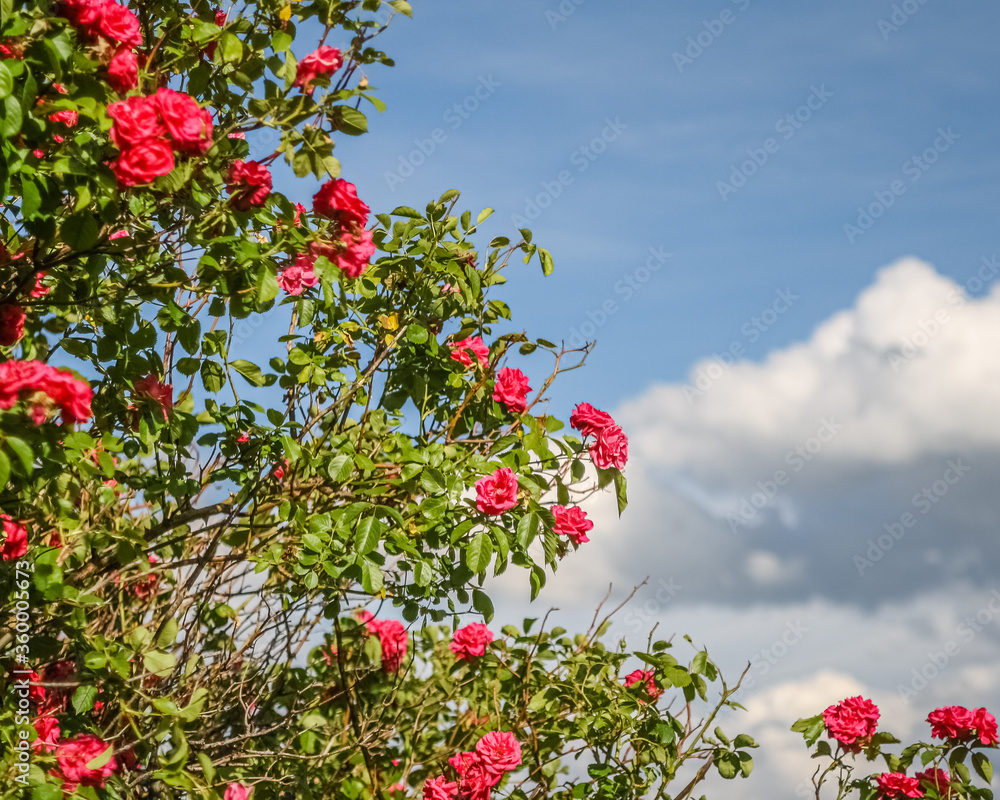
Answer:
153;88;213;155
449;335;489;370
449;751;498;799
589;424;628;470
450;623;494;662
914;769;950;797
293;46;344;94
0;304;26;346
376;619;408;673
32;715;60;752
423;777;458;800
30;272;50;298
97;1;142;48
875;773;924;799
475;467;518;515
312;178;369;228
227;160;272;210
107;46;138;93
334;227;376;278
293;202;306;226
972;708;999;745
927;706;998;745
132;373;173;419
492;367;531;414
551;505;593;545
277;254;319;295
623;669;663;702
0;361;93;424
570;402;615;438
54;734;119;792
1;515;27;560
474;731;522;777
824;696;880;750
108;95;163;147
111;138;175;186
224;783;252;800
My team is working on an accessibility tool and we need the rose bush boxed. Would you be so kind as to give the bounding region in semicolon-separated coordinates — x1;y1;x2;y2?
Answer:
0;1;759;799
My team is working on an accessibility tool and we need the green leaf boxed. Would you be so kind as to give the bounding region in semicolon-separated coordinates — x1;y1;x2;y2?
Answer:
335;106;368;135
84;744;114;771
201;360;226;392
0;62;12;99
353;517;383;555
466;532;493;574
973;752;993;783
359;558;384;594
538;247;555;276
61;212;100;251
256;266;279;303
387;0;412;17
143;650;177;677
516;511;539;548
156;618;179;649
72;685;98;714
230;359;266;386
218;31;244;63
1;94;22;137
0;449;9;489
472;589;494;622
791;714;825;747
391;206;422;219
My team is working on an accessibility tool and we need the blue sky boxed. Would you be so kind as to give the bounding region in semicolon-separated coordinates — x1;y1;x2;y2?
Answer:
259;3;1000;796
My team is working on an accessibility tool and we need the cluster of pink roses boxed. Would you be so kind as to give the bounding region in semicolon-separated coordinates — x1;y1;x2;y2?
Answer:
59;0;141;92
492;367;531;414
108;89;213;186
822;697;998;799
51;734;119;792
570;402;629;470
0;360;93;424
278;179;375;291
423;731;522;800
359;612;409;673
292;46;344;95
450;623;494;662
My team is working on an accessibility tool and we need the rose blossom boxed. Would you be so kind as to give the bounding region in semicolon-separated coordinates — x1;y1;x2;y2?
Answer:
111;138;175;186
54;734;119;792
449;335;489;369
376;619;408;673
293;202;306;226
153;88;213;155
38;661;76;715
1;515;28;560
423;777;458;800
590;424;629;470
570;402;615;438
227;160;272;210
823;696;880;750
333;227;376;278
914;769;950;797
450;623;494;662
97;1;142;48
475;467;518;515
551;505;593;545
875;773;924;799
492;367;531;414
312;178;369;228
108;95;163;147
30;272;50;298
623;669;663;702
449;751;498;800
972;708;999;745
107;46;138;93
224;783;252;800
32;715;60;752
0;303;26;346
132;373;173;419
277;254;319;295
475;731;522;777
293;46;344;94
